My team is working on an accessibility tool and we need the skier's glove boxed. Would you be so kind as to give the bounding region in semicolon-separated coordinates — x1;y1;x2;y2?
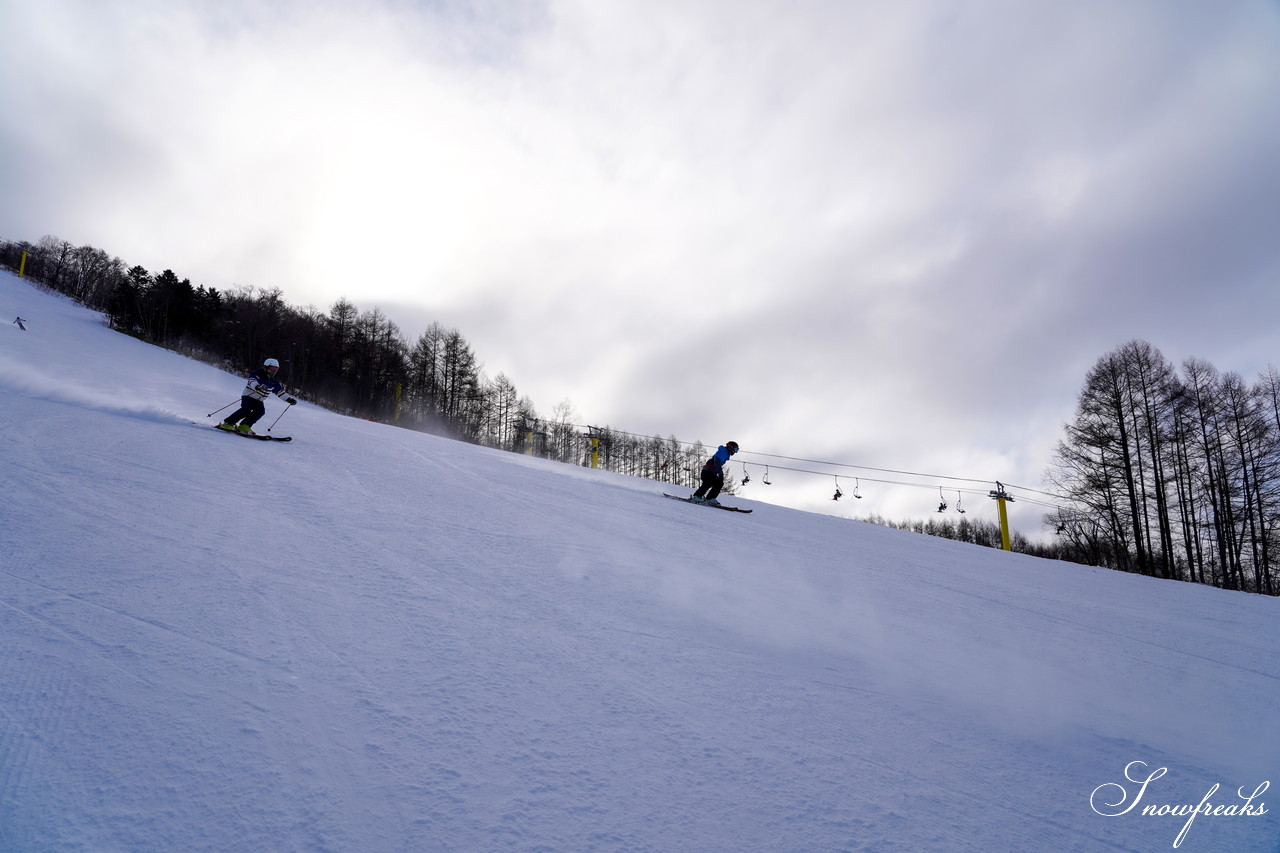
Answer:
287;397;297;405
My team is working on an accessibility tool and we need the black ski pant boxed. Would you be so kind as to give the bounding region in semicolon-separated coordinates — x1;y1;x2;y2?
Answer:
693;468;724;500
223;396;266;428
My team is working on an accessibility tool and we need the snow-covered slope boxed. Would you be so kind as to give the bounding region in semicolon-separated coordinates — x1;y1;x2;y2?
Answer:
1;272;1276;852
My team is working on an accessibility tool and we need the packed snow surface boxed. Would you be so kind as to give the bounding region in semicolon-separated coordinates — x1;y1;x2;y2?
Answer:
1;273;1277;851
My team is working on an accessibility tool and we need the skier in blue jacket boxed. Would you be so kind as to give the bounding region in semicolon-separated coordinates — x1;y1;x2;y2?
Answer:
691;441;739;505
218;358;296;434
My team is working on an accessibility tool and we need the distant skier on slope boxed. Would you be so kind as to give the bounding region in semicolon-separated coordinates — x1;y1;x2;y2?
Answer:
691;441;739;506
217;357;296;435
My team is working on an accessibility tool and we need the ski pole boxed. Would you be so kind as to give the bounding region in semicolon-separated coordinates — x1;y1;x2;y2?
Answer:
207;400;239;417
266;402;292;433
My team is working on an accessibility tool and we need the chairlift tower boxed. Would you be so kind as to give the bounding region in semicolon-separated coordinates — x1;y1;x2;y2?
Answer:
587;426;605;469
988;481;1015;551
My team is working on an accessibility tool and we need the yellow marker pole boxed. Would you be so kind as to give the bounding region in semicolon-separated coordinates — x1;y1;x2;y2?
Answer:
590;436;600;469
988;482;1015;551
19;251;28;278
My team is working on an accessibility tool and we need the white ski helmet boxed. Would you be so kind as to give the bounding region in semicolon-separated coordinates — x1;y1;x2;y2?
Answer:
264;358;280;368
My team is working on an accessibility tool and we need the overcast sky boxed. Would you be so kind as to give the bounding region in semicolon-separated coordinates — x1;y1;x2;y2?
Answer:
5;0;1280;533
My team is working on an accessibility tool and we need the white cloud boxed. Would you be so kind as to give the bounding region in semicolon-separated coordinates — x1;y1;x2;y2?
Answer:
4;0;1279;531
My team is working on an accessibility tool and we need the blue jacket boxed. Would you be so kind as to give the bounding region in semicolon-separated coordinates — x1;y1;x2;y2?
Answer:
242;367;288;401
703;445;733;472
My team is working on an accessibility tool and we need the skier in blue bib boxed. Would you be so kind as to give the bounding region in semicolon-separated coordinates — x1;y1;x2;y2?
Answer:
218;358;296;435
691;441;739;506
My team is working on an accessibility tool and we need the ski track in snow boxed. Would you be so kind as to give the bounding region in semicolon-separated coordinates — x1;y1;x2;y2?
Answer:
2;273;1278;851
